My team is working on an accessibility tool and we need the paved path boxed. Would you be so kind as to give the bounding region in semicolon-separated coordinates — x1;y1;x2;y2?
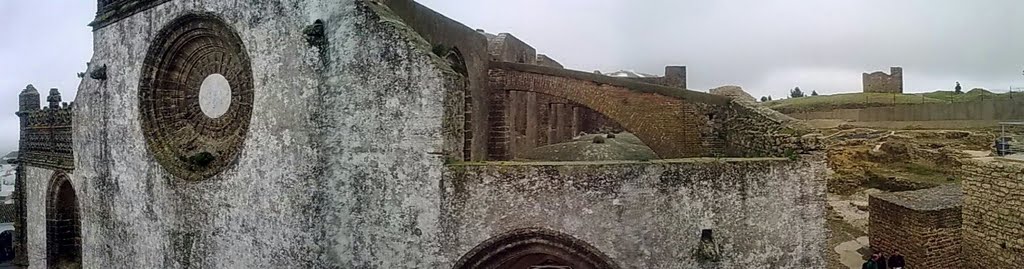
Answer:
835;236;869;269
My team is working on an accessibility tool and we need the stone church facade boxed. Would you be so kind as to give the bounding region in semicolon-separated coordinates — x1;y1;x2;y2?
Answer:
13;0;827;268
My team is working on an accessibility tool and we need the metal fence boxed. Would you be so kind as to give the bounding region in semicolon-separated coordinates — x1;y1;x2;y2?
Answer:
996;122;1024;156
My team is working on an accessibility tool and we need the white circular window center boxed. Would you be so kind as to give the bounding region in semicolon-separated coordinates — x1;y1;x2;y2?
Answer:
198;74;232;118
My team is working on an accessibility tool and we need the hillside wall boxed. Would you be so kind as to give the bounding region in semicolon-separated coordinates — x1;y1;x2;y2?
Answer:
788;98;1024;123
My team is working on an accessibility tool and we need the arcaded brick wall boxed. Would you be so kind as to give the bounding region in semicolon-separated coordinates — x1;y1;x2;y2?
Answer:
489;64;711;158
862;67;903;94
961;159;1024;268
869;184;962;269
488;62;816;159
489;88;624;160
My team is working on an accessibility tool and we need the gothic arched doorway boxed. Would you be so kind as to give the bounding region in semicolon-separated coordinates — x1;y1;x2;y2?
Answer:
453;228;620;269
46;173;81;269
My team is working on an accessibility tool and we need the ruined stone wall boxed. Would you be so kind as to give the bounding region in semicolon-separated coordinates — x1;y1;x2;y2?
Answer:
862;67;903;93
868;184;962;269
71;0;455;268
961;159;1024;269
718;102;818;157
440;157;828;268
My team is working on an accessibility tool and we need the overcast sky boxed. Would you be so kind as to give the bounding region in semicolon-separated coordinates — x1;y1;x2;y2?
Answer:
2;0;1023;152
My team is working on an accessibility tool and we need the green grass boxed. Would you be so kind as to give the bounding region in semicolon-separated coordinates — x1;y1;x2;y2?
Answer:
765;90;1024;113
765;93;946;113
920;88;1018;103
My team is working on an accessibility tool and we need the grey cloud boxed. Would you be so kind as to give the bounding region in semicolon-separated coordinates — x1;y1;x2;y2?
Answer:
0;1;94;152
421;0;1024;97
2;0;1023;151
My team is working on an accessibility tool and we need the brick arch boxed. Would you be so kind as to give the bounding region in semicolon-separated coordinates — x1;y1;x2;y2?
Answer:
453;227;621;269
489;62;730;158
45;172;81;268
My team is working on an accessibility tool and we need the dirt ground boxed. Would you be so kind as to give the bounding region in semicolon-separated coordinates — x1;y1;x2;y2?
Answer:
821;126;994;268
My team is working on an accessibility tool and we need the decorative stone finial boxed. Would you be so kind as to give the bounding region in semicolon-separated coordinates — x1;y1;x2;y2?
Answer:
47;88;62;109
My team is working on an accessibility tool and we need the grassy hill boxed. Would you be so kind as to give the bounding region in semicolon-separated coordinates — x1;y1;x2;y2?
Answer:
764;90;1022;114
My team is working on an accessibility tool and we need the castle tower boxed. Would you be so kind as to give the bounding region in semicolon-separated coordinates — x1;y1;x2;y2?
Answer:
664;66;687;89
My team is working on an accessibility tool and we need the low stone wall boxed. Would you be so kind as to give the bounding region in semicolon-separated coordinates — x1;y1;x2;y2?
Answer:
440;156;828;268
960;159;1024;268
868;184;962;269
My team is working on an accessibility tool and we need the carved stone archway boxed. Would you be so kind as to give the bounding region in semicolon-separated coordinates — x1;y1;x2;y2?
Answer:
454;228;620;269
45;172;81;269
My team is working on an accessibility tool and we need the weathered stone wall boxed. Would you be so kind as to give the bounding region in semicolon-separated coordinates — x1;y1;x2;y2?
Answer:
868;184;962;269
961;159;1024;269
23;166;70;268
70;0;455;268
440;157;828;268
862;67;903;93
382;0;490;161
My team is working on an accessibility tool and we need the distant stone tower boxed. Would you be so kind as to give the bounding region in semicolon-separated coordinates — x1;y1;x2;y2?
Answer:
863;67;903;93
664;66;687;89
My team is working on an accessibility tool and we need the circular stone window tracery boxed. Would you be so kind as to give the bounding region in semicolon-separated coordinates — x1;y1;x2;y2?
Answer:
139;14;253;180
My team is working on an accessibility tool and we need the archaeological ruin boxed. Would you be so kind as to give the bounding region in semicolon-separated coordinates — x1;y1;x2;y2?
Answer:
864;155;1024;269
12;0;829;268
868;184;962;268
862;67;904;94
